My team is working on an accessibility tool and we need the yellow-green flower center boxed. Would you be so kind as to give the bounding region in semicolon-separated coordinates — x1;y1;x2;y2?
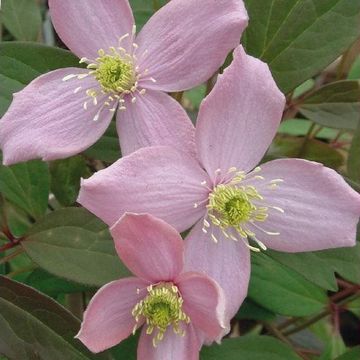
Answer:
132;283;190;347
207;184;268;239
93;52;135;94
197;167;285;250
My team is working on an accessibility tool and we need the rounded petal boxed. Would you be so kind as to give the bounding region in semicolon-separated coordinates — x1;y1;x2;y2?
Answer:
49;0;134;59
184;221;250;328
248;159;360;252
76;277;148;353
117;90;195;157
196;46;285;179
137;323;201;360
136;0;248;92
176;272;226;342
78;146;210;231
111;213;184;283
0;68;113;165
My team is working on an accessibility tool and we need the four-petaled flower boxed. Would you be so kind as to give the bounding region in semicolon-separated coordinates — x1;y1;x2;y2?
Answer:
0;0;248;165
77;213;225;360
78;45;360;329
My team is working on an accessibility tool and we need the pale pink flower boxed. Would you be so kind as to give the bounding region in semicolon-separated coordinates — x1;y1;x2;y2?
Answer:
76;213;225;359
0;0;248;165
78;45;360;329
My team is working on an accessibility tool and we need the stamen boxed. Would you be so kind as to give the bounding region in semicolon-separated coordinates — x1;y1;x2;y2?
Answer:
70;34;151;118
132;283;190;347
205;166;284;248
62;74;77;81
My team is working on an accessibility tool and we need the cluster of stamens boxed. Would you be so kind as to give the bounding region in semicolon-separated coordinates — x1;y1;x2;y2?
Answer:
62;26;156;121
132;283;190;347
196;167;285;252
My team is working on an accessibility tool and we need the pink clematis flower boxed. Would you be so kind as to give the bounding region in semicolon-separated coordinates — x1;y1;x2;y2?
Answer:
0;0;248;165
76;212;225;359
78;45;360;328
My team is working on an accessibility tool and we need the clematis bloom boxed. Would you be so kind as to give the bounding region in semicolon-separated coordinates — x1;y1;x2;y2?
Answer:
0;0;248;165
78;45;360;329
76;213;225;359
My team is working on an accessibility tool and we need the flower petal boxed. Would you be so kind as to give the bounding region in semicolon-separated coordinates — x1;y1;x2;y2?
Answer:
111;213;184;283
137;323;201;360
176;272;226;342
0;68;113;165
136;0;248;92
49;0;134;59
78;146;210;231
196;46;285;179
76;277;148;353
184;221;250;329
248;159;360;252
117;90;196;157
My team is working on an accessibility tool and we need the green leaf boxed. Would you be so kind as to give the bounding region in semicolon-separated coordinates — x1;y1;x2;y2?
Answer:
50;156;88;206
347;297;360;318
25;269;91;297
243;0;360;93
335;347;360;360
84;121;121;162
348;121;360;183
317;243;360;284
278;119;351;141
201;336;301;360
184;85;206;110
348;56;360;80
0;42;80;116
0;276;96;360
130;0;166;30
21;208;130;286
267;250;338;291
248;253;327;316
0;160;50;219
236;299;276;322
293;79;315;98
110;333;139;360
299;81;360;130
1;0;42;41
267;135;344;169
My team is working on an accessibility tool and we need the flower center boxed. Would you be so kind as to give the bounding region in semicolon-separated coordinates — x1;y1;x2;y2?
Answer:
208;184;267;238
61;26;156;119
132;283;190;347
198;167;285;251
93;52;135;94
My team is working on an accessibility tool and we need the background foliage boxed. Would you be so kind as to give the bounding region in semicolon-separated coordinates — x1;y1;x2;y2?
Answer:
0;0;359;359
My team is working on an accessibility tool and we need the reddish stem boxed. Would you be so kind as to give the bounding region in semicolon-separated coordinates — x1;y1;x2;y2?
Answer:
1;226;16;242
0;239;21;253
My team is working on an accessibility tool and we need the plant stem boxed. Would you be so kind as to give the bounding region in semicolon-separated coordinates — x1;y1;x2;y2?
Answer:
7;264;37;278
283;293;360;336
263;322;311;360
0;248;24;265
298;122;316;157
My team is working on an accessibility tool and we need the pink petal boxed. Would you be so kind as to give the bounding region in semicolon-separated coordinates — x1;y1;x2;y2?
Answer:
0;68;113;165
176;272;226;342
111;213;184;283
78;146;210;231
248;159;360;252
136;0;248;92
184;221;250;329
196;46;285;179
117;90;195;157
49;0;134;60
76;277;148;353
137;324;201;360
